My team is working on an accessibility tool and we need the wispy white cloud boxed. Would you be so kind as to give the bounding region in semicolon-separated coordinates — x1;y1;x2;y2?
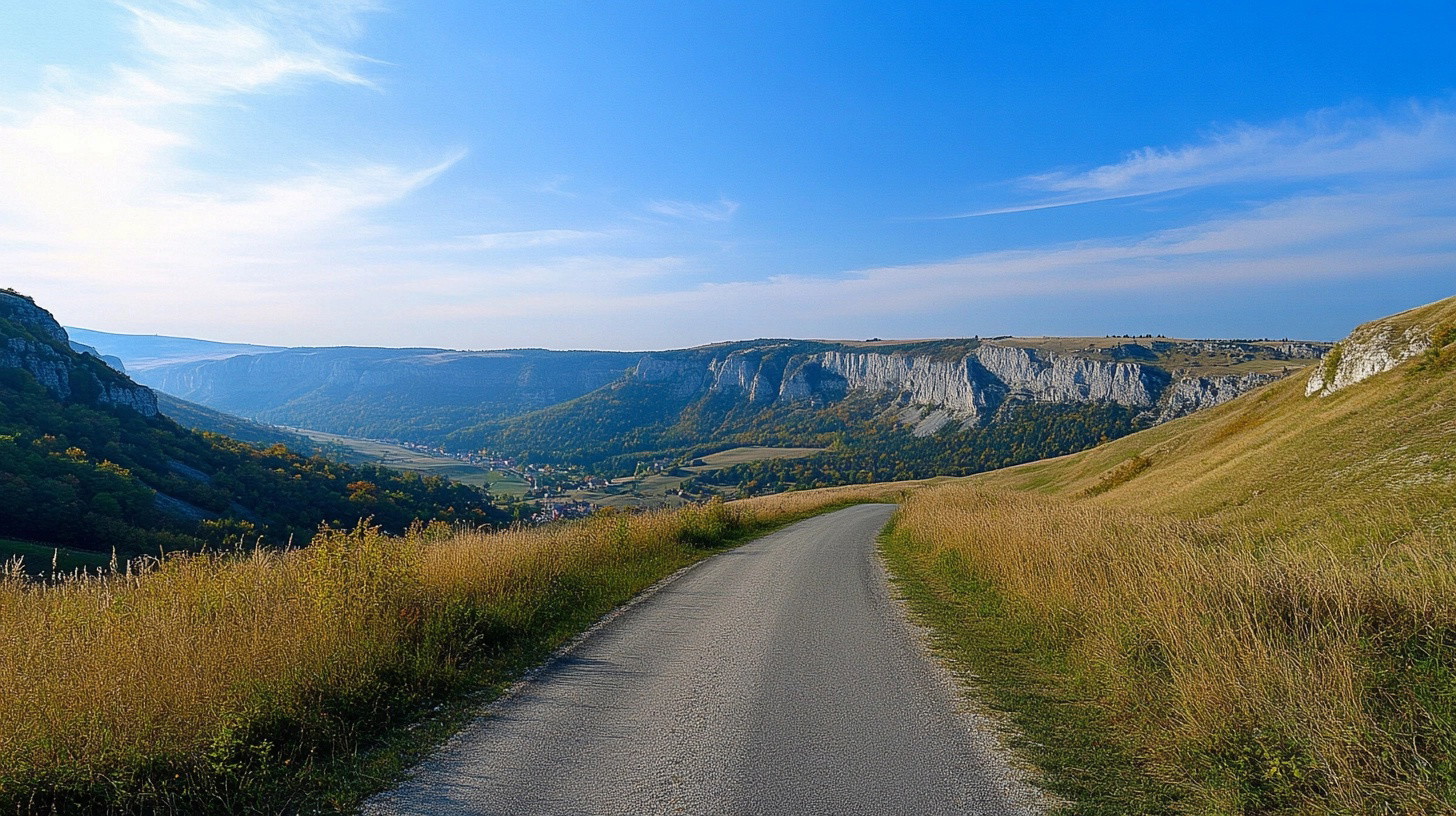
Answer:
0;1;474;320
446;229;610;251
951;102;1456;217
119;1;379;100
426;170;1450;343
8;6;1449;350
647;196;740;222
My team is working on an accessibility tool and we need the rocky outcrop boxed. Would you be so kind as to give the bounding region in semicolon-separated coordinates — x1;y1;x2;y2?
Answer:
971;346;1166;408
0;290;68;343
809;346;1277;426
0;290;158;416
632;354;712;399
706;347;795;404
95;380;160;416
1160;373;1281;421
1306;323;1432;397
814;351;983;413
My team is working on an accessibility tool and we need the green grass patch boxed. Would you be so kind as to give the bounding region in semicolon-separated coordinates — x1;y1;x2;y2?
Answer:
291;428;503;489
0;538;111;575
1082;454;1151;497
483;469;529;497
880;525;1181;815
1410;324;1456;376
684;446;825;471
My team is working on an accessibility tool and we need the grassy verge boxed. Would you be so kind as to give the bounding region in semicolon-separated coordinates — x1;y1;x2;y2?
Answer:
881;524;1179;814
888;486;1456;814
0;488;909;815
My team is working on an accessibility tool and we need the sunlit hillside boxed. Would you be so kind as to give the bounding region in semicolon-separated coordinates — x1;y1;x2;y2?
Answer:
887;295;1456;813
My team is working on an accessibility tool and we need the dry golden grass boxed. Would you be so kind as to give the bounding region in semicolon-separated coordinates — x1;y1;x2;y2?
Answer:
731;476;939;515
897;489;1456;812
891;296;1456;812
0;494;859;813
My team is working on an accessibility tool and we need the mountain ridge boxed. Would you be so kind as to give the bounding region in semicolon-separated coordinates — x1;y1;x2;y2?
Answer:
81;328;1329;466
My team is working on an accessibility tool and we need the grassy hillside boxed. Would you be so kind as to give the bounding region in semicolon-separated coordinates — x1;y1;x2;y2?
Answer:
886;295;1456;813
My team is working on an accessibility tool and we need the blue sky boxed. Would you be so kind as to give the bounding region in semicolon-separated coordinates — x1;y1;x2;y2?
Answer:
1;1;1454;349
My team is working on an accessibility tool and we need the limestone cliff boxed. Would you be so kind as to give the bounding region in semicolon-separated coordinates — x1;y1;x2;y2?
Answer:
0;290;158;416
1306;320;1434;397
629;339;1308;428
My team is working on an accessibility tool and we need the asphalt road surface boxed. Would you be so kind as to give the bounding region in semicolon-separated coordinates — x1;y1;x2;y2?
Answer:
365;503;1046;816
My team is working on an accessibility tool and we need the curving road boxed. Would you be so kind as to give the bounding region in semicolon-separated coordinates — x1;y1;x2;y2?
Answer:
365;503;1045;816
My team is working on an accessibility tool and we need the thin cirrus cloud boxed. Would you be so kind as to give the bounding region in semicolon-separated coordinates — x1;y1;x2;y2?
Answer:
452;230;611;251
359;174;1454;350
568;184;1456;323
951;101;1456;217
119;1;379;99
647;197;741;222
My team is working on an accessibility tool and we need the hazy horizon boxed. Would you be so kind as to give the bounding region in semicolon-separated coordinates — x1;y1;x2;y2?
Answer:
64;322;1342;355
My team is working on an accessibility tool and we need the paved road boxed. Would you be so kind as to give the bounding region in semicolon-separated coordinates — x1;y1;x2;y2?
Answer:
365;504;1045;816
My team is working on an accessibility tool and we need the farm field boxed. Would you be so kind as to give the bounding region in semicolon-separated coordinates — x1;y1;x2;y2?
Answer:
288;428;528;495
561;447;828;509
683;446;824;471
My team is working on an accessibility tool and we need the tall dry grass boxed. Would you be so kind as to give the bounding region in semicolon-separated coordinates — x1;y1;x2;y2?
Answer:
895;486;1456;813
0;494;878;814
732;478;928;515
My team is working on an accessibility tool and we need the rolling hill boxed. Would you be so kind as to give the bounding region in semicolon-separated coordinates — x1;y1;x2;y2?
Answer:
883;294;1456;812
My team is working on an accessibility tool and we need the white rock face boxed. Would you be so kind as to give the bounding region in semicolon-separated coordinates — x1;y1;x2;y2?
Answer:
1306;324;1432;397
815;351;985;414
0;336;73;396
972;345;1163;406
806;345;1169;418
1161;373;1280;420
633;354;700;384
0;291;69;343
632;354;712;399
707;349;785;404
652;341;1294;426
